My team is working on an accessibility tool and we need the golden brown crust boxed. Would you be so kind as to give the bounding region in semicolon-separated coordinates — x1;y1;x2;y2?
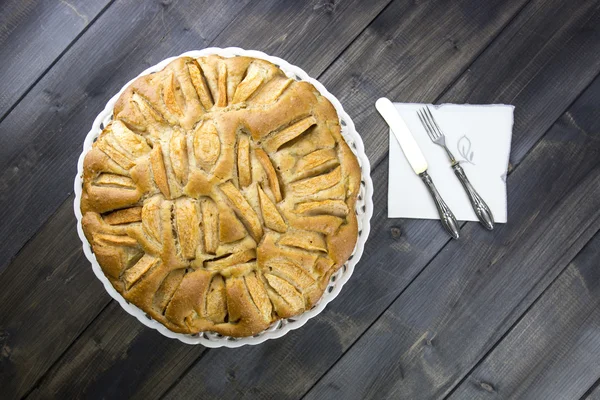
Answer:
81;55;361;337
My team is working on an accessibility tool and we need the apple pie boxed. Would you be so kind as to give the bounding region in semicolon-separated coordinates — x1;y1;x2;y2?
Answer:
80;55;361;337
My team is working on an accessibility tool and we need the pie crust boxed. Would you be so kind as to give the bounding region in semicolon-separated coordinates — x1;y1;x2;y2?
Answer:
80;55;360;337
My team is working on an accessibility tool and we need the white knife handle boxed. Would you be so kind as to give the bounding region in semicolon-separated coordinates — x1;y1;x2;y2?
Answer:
375;98;406;131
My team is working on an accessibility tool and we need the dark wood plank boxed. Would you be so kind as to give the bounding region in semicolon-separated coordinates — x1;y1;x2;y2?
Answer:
1;1;393;398
0;0;254;397
585;381;600;400
304;74;600;399
438;0;600;164
448;232;600;399
160;0;600;398
193;0;393;78
0;0;113;119
321;0;600;169
27;302;206;400
0;196;111;398
0;0;391;274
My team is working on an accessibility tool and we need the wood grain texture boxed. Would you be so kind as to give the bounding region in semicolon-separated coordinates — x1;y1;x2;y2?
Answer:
585;381;600;400
0;0;253;273
27;302;207;400
304;74;600;399
0;197;111;399
0;0;112;119
197;0;393;78
439;0;600;164
448;232;600;399
321;0;600;170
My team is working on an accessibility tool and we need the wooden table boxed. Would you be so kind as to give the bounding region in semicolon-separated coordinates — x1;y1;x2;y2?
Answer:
1;0;599;398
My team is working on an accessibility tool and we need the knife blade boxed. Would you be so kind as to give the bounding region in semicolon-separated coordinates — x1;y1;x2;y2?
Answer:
375;98;428;174
376;97;460;239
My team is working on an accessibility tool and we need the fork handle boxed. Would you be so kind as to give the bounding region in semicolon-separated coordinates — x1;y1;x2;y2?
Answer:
419;171;460;239
452;164;494;230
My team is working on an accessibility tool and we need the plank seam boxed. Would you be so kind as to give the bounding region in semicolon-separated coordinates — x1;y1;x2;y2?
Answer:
0;0;118;126
158;349;211;400
434;0;532;102
366;0;533;177
580;375;600;400
298;230;455;399
443;217;600;399
21;299;114;399
0;194;77;275
315;0;396;81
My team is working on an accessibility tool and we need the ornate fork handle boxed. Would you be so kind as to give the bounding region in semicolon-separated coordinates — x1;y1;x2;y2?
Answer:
419;171;460;239
452;164;494;230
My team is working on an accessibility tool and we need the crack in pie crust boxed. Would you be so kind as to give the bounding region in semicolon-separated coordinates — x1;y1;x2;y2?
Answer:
80;55;361;337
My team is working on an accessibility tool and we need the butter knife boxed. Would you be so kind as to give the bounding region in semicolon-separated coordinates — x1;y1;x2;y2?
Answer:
376;98;460;240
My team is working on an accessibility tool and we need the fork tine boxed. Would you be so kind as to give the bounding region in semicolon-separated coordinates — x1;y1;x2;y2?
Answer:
418;108;437;140
424;106;443;137
417;110;433;140
422;107;441;139
420;110;435;141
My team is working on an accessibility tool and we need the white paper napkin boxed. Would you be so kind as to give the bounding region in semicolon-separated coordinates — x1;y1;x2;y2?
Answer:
388;103;514;223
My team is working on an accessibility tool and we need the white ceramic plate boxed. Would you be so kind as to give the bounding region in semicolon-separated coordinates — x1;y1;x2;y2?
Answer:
74;47;373;347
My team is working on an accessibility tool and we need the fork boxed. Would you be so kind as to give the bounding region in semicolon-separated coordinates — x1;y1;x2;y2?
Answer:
417;106;494;230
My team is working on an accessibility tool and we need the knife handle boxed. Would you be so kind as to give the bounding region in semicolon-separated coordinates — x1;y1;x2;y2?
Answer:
419;171;460;239
452;164;494;230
